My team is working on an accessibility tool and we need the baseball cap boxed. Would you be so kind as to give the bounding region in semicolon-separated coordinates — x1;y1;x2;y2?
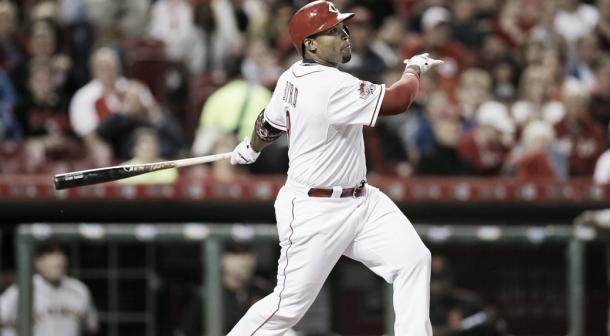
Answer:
476;101;515;134
421;6;451;32
34;242;65;258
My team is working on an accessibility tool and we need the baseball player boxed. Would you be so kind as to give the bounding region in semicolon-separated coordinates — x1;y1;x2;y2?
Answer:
0;244;98;336
229;1;443;335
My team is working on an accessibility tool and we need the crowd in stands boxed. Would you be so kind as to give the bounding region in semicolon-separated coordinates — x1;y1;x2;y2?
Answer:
0;0;609;183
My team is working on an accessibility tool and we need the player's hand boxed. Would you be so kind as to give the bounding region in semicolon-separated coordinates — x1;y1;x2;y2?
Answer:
403;53;443;74
230;138;260;165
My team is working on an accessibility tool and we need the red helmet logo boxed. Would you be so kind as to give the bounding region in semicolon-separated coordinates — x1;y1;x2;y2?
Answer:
288;1;354;56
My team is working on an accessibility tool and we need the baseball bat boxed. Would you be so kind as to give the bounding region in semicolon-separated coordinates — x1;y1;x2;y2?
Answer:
53;152;232;190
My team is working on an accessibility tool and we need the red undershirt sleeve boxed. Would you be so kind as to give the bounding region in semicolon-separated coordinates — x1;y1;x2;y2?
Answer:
379;71;420;116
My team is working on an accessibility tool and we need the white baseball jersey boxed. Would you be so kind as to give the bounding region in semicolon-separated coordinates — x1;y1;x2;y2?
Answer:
69;78;126;136
0;275;98;336
263;60;386;188
229;60;432;336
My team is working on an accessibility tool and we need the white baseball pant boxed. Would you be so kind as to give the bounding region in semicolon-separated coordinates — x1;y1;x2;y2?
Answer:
228;180;432;335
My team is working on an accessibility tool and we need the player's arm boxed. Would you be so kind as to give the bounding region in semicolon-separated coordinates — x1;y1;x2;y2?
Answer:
250;110;284;152
379;53;443;116
230;109;285;165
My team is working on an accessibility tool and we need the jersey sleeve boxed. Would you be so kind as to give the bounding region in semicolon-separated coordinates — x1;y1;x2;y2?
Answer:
327;73;385;127
262;84;287;132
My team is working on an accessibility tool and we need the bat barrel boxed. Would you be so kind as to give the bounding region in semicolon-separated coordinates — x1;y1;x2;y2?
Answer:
54;170;118;190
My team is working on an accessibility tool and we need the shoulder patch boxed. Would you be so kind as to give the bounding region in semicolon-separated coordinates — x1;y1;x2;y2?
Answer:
358;81;376;100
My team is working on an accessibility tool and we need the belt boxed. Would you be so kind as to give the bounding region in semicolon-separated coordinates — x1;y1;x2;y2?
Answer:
307;181;366;198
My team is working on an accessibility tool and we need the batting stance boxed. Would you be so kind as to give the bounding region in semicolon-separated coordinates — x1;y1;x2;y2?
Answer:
229;1;442;334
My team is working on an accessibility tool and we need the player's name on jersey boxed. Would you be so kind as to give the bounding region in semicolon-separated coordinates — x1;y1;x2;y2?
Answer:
282;81;298;107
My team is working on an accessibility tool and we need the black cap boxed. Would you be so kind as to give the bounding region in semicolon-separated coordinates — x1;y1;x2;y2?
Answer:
34;243;65;259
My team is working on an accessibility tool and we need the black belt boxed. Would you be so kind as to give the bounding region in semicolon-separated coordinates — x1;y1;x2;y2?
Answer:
308;181;366;198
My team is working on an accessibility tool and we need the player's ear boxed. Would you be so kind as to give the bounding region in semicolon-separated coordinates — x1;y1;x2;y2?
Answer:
304;38;317;54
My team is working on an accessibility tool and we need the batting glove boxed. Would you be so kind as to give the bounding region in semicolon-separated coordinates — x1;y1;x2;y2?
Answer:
230;138;260;165
403;53;444;74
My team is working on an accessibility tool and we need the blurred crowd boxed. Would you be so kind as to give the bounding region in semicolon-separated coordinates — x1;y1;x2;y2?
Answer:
0;0;609;183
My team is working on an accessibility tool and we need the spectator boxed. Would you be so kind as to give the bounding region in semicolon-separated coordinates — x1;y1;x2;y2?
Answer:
191;58;285;176
11;19;72;99
589;57;610;137
15;61;69;137
483;0;528;69
92;80;184;162
265;1;295;63
147;0;196;68
401;5;470;102
567;34;600;92
554;0;599;56
456;68;492;122
186;0;241;74
340;6;386;83
81;0;149;43
370;15;407;69
28;0;60;23
511;65;565;131
14;61;77;171
0;67;20;141
413;90;469;176
178;241;274;335
0;243;98;336
69;47;124;137
415;113;468;176
555;79;606;177
430;255;504;336
594;121;610;184
0;0;25;73
489;55;519;102
529;0;561;48
451;0;487;51
69;47;126;164
369;65;420;176
54;0;95;92
118;127;178;184
457;101;514;176
149;0;242;71
241;38;282;89
596;0;610;54
506;120;565;179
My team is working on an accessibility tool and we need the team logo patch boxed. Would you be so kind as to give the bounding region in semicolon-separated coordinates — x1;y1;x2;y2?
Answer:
358;81;376;100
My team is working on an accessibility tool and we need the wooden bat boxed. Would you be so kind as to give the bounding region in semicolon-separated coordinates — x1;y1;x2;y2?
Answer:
53;152;232;190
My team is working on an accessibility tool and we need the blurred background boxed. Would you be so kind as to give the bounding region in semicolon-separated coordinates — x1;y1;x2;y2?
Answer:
0;0;610;335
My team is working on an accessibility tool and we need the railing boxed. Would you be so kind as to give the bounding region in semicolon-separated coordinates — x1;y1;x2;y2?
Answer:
14;223;598;336
1;175;608;203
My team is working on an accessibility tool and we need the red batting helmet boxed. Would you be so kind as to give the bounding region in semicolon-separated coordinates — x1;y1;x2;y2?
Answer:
288;1;354;56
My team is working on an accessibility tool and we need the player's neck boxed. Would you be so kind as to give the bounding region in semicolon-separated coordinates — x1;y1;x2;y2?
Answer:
302;56;338;68
39;274;63;287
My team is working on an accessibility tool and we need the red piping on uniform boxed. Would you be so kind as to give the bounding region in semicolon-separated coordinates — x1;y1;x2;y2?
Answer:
379;71;420;116
249;197;297;335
